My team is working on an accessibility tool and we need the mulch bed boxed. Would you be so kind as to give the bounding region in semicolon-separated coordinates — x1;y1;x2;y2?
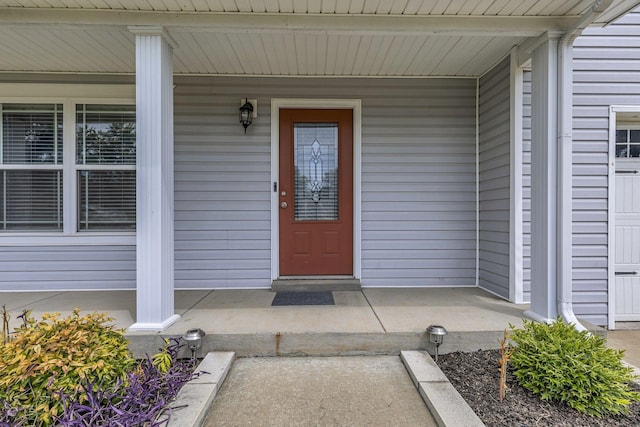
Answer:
437;349;640;427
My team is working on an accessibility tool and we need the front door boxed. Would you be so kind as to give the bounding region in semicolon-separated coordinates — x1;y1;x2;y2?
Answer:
278;109;353;276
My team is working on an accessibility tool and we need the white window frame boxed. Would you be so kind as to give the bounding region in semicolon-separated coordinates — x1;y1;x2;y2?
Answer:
0;84;136;245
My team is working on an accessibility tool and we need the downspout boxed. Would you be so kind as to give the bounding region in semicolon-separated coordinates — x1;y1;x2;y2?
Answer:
557;0;613;330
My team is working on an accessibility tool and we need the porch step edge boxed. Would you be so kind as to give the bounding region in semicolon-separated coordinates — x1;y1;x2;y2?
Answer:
271;278;361;292
127;331;507;359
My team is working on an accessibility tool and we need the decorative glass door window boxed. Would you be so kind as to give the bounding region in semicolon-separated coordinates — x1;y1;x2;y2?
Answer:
293;123;339;221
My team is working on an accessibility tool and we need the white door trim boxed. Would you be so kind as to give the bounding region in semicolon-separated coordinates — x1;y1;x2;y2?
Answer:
608;105;640;330
270;98;362;281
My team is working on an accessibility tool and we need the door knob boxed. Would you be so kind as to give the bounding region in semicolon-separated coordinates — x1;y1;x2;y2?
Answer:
280;201;288;209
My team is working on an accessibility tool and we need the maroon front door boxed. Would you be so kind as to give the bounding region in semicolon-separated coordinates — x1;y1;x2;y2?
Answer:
278;109;353;276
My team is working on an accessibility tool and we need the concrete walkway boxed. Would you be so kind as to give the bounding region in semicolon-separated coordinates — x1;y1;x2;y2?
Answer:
606;323;640;368
204;356;437;427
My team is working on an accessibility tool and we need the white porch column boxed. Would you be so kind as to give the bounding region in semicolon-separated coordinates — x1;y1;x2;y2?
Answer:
128;26;179;331
525;35;562;322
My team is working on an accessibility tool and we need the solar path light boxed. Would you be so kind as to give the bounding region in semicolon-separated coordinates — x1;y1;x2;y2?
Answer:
426;324;448;362
183;328;206;359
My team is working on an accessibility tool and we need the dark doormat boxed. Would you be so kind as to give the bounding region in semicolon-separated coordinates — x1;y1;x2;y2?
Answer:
271;291;335;306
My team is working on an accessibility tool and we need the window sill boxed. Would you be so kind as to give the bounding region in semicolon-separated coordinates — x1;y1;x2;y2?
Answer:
0;233;136;246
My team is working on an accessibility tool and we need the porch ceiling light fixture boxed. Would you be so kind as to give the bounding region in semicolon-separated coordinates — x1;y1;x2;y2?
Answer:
183;328;206;359
239;98;254;133
426;324;448;362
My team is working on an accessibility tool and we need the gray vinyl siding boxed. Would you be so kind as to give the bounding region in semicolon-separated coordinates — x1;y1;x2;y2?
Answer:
362;79;476;287
478;57;511;298
570;9;640;326
0;246;135;290
0;75;477;290
521;9;640;326
359;79;477;287
172;76;271;288
173;76;478;288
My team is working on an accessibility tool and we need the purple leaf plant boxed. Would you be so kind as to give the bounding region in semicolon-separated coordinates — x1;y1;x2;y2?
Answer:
2;338;206;427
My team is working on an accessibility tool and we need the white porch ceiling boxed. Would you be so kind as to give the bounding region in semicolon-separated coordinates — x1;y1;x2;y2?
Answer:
0;26;528;76
0;0;638;77
0;0;633;19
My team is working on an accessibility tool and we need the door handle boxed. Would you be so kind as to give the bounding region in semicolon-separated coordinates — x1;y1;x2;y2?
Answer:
615;271;638;276
280;201;288;209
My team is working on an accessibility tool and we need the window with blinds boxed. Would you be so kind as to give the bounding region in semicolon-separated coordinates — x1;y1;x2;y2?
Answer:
76;105;136;231
1;104;63;231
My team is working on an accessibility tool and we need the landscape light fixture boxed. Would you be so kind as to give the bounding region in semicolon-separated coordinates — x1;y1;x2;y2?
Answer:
239;98;254;133
183;328;206;359
426;324;448;362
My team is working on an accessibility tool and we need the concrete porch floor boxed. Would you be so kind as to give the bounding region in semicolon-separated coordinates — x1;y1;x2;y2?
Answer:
2;287;529;356
4;286;635;364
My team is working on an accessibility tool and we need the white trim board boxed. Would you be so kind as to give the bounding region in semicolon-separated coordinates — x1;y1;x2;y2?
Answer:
0;10;575;37
0;83;134;99
270;98;362;281
475;78;480;288
509;48;525;304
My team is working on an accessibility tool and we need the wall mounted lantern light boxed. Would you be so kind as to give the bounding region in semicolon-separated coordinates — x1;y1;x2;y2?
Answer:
426;324;448;362
239;98;254;133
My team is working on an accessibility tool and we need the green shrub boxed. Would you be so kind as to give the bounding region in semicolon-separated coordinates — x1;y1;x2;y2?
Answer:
509;318;639;417
0;309;136;426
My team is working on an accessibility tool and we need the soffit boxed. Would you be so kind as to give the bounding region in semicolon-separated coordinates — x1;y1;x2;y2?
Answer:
0;25;528;76
0;0;612;16
0;0;638;77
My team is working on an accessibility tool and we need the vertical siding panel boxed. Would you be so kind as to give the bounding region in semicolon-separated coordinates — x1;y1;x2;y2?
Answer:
478;57;511;298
